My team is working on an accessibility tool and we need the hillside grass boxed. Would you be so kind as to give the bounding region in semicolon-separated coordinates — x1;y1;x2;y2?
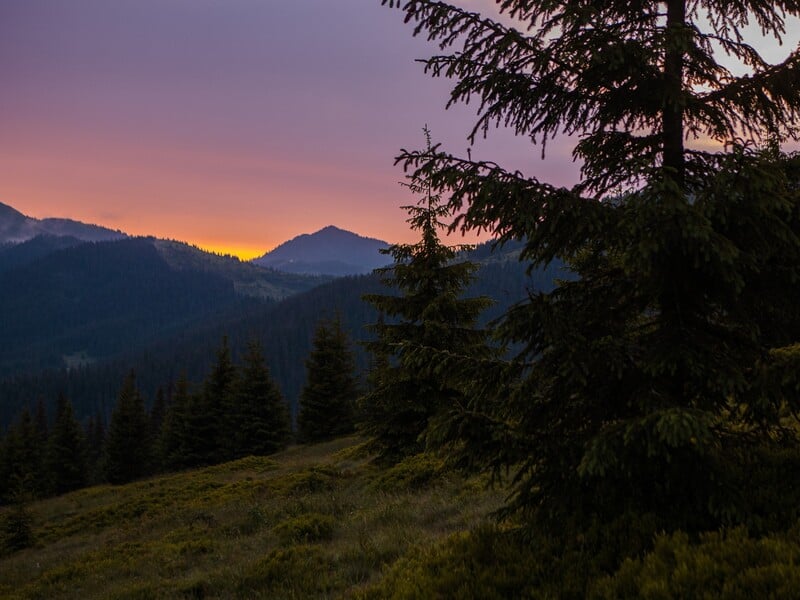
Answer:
0;437;505;599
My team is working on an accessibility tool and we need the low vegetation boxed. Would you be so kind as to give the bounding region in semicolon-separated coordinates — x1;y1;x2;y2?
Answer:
7;435;800;598
0;437;505;599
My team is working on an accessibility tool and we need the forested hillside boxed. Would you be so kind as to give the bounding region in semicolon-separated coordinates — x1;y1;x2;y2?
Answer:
0;243;557;428
0;237;327;378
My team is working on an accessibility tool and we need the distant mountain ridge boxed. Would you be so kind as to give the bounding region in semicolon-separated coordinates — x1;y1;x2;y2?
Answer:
0;201;126;245
253;225;390;276
0;234;330;377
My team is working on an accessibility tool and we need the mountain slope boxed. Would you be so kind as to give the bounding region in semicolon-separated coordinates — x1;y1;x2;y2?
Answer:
0;237;329;377
0;437;503;599
0;243;565;427
0;201;125;245
0;235;85;272
253;225;390;276
152;238;330;301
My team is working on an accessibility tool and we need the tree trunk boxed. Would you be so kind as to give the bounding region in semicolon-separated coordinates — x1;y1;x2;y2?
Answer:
663;0;686;189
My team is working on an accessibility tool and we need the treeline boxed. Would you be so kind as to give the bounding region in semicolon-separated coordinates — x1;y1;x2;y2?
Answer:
0;318;360;502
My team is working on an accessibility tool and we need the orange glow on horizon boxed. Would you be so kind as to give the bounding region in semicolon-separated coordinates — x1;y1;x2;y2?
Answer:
195;243;267;261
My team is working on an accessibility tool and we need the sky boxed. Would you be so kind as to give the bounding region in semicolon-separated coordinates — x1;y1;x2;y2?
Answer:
1;1;798;259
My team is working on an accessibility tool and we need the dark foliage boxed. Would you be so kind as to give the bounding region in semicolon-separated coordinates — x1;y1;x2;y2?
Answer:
226;341;291;458
157;373;193;472
384;0;800;530
44;394;87;495
0;408;45;501
103;372;151;484
361;129;492;461
297;316;359;442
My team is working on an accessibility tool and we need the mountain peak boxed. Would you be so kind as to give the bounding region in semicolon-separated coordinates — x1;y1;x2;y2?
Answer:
0;201;126;245
252;226;389;276
0;201;27;223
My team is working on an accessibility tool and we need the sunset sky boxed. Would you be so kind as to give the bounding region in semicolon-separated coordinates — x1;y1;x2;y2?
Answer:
2;1;798;259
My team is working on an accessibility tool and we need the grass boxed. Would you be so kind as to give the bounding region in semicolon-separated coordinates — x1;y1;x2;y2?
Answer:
0;437;504;599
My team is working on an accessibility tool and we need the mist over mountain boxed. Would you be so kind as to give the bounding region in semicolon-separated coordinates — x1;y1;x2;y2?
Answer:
0;201;126;245
253;225;390;275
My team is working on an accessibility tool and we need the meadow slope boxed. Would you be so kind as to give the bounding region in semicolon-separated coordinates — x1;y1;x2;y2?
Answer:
0;437;504;599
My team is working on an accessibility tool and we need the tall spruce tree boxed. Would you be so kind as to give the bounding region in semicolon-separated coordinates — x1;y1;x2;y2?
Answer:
361;128;492;461
85;412;106;484
158;373;193;471
0;408;45;501
227;341;290;458
182;337;237;466
297;315;358;443
104;371;151;484
44;394;87;496
384;0;800;529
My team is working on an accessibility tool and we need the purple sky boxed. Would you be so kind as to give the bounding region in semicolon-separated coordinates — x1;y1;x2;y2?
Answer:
1;1;796;257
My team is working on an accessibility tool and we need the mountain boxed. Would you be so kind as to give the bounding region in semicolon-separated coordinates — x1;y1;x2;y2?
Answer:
0;235;85;272
0;237;329;377
252;225;390;276
0;241;566;427
152;238;331;301
0;201;126;245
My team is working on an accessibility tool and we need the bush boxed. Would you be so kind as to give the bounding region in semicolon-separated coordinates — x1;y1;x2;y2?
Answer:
273;513;336;544
238;545;332;597
0;504;34;555
591;527;800;599
355;526;543;599
369;453;445;492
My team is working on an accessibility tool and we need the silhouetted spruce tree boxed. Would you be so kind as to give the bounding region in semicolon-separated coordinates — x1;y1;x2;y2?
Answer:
44;394;87;495
297;315;358;442
227;341;290;458
158;373;193;471
33;399;48;449
385;0;800;528
85;412;106;484
182;337;237;466
361;128;491;461
0;408;46;501
103;372;151;484
149;387;167;443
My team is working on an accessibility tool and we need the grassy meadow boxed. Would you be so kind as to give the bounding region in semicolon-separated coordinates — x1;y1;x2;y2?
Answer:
0;437;505;599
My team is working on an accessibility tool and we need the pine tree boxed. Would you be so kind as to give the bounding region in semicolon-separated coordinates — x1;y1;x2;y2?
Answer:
361;127;492;461
297;315;359;442
85;412;106;484
227;341;290;458
44;394;87;496
149;386;167;444
384;0;800;527
103;371;151;484
0;408;46;501
158;373;193;471
33;399;48;448
181;337;237;466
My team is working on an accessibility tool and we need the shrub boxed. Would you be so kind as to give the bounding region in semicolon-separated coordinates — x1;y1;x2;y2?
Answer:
356;526;542;599
369;453;445;492
591;527;800;599
0;504;34;555
273;513;336;544
238;545;332;597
